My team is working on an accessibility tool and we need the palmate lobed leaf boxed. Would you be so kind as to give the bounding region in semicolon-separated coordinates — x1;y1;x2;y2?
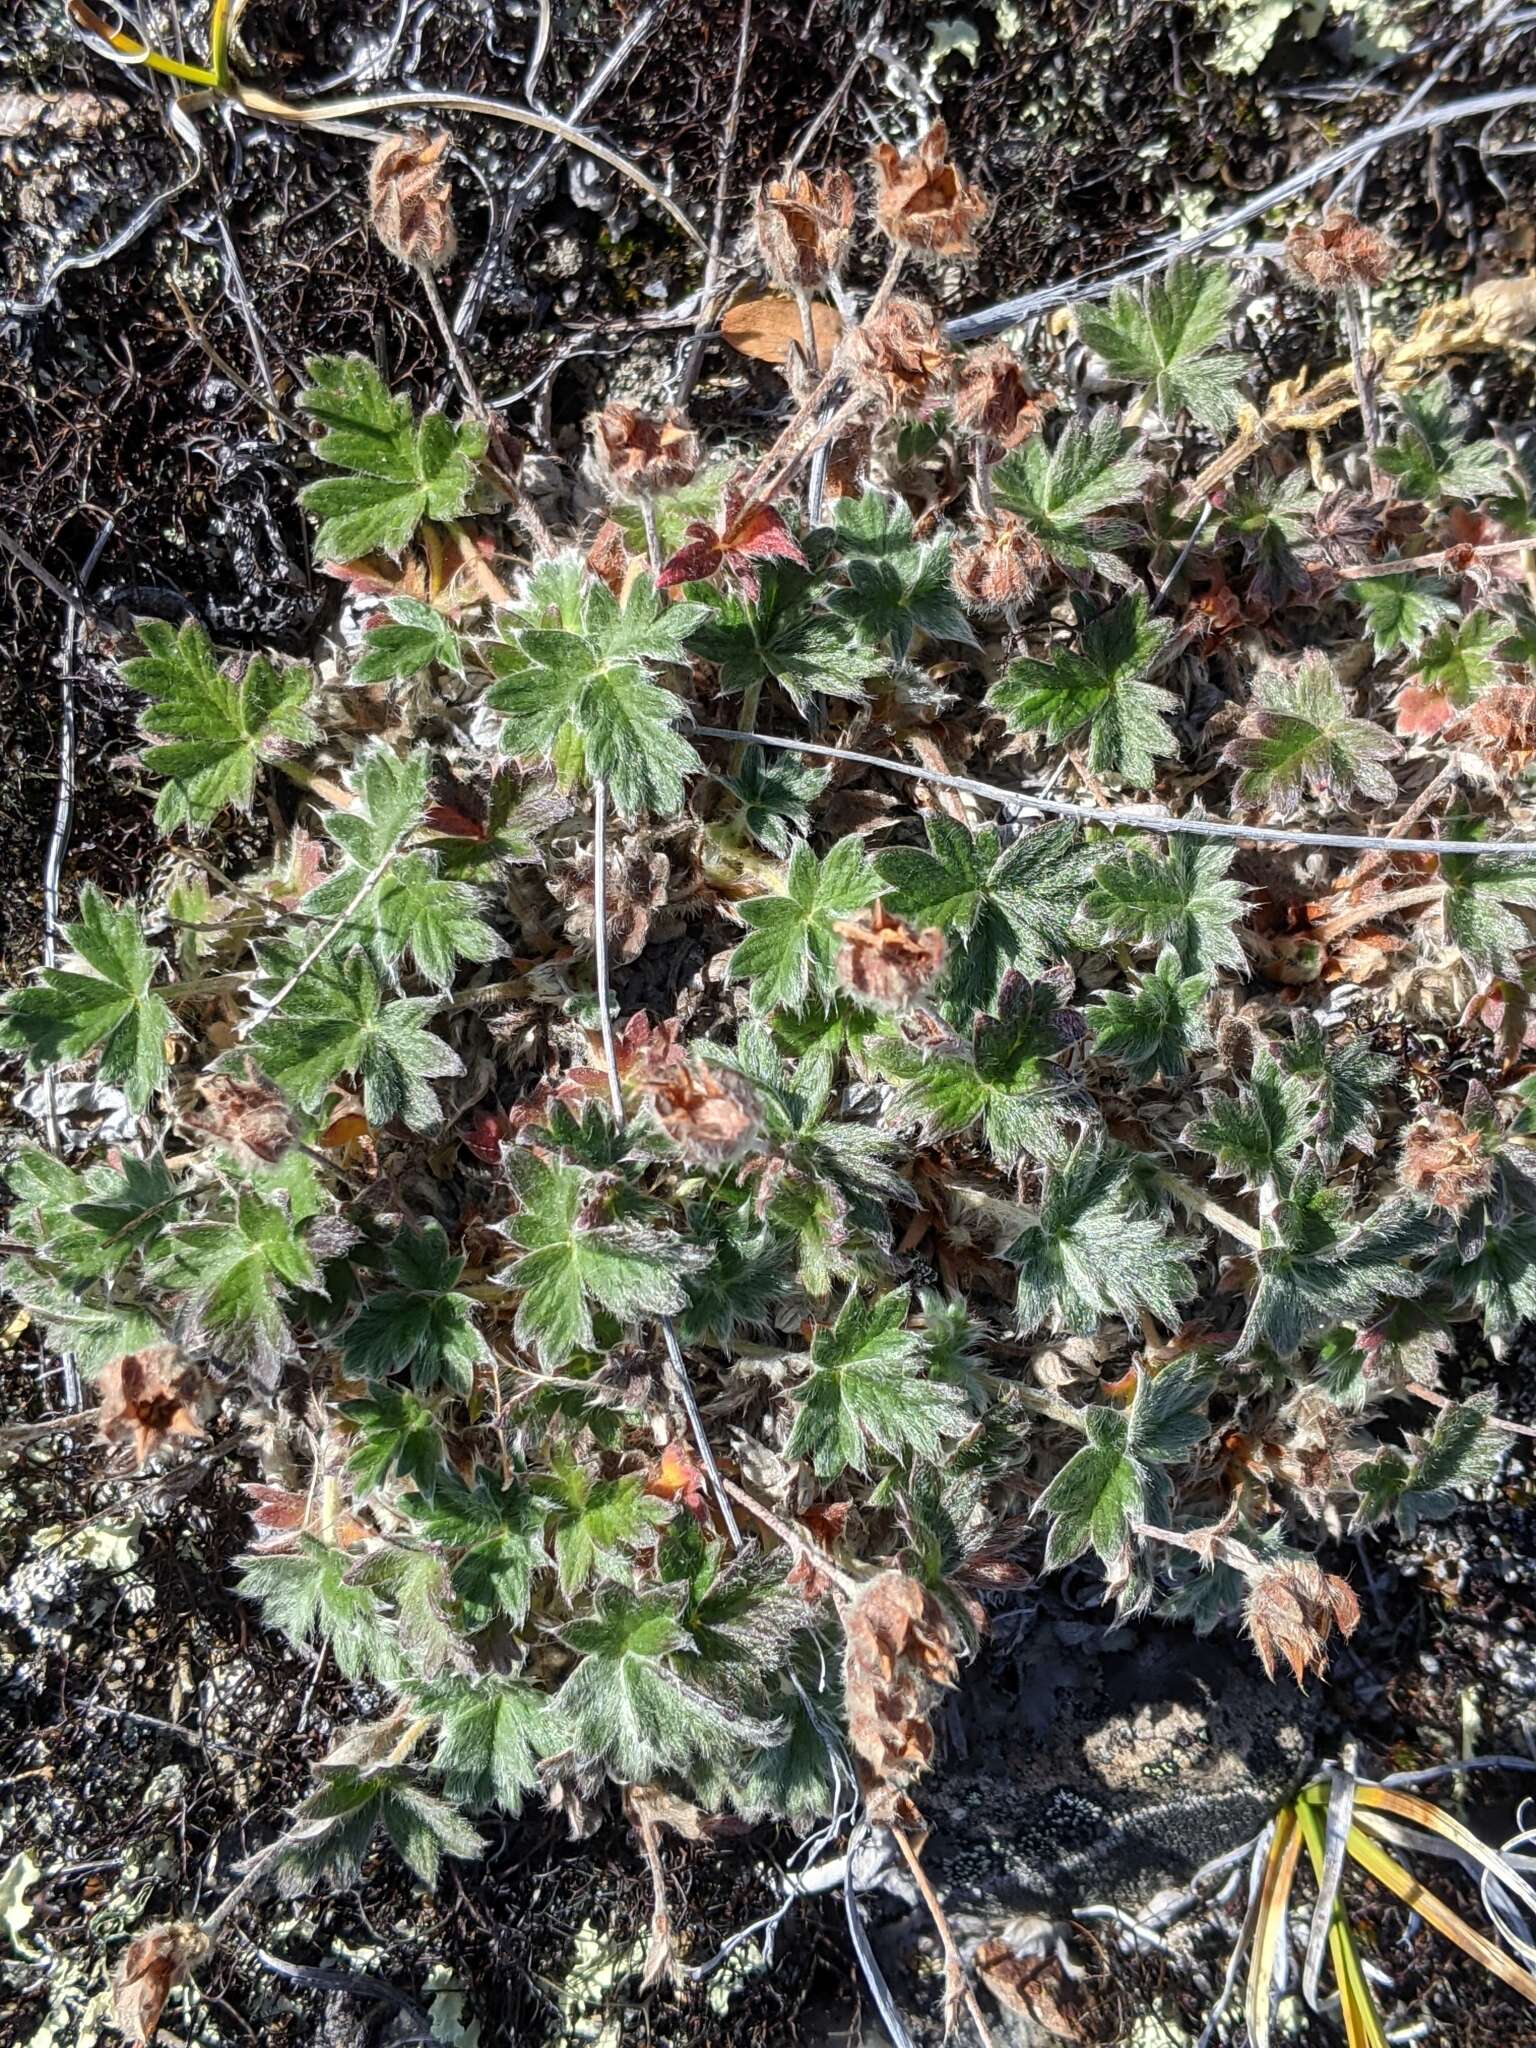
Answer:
124;618;319;833
881;971;1084;1167
297;354;487;561
246;946;463;1133
686;567;881;713
1440;817;1536;976
1350;574;1457;660
1081;835;1247;975
826;489;978;657
992;590;1177;788
1088;945;1211;1083
878;816;1091;1013
341;1220;489;1393
992;408;1153;579
727;836;882;1013
1225;651;1398;818
303;745;501;989
500;1150;708;1367
1009;1142;1199;1337
0;884;173;1112
1077;255;1247;431
1377;376;1511;504
487;569;707;816
786;1288;971;1480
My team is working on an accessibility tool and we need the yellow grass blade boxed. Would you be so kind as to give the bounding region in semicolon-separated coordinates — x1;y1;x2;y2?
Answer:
1344;1824;1536;2007
1246;1807;1303;2048
1295;1797;1388;2048
1349;1784;1536;1942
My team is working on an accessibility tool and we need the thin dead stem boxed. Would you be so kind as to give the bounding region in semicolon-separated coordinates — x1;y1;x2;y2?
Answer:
692;726;1536;862
674;0;753;408
890;1828;996;2048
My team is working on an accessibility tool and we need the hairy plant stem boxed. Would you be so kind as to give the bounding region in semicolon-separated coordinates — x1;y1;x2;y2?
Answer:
1341;290;1383;486
727;679;763;780
1312;880;1445;946
589;777;743;1546
638;497;662;577
971;439;996;517
719;1476;857;1596
1156;1171;1261;1251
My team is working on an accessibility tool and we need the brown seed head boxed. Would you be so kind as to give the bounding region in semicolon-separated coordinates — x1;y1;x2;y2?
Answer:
99;1347;209;1467
833;905;945;1011
111;1921;212;2044
1398;1107;1495;1216
952;511;1047;614
187;1060;295;1168
1283;209;1397;294
593;404;700;500
843;296;954;418
842;1570;959;1821
753;168;856;290
369;127;457;272
1461;680;1536;769
641;1057;762;1164
1243;1557;1360;1685
954;344;1051;450
871;118;990;261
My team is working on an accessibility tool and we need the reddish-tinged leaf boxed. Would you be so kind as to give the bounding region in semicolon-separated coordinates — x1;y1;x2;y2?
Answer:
656;531;725;588
1395;685;1457;737
423;803;486;839
656;488;807;597
724;499;808;569
462;1106;515;1163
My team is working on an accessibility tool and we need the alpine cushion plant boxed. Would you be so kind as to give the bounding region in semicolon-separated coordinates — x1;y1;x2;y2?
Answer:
6;148;1536;1987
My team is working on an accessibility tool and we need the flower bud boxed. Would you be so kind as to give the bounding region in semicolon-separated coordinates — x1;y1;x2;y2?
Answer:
954;344;1052;451
952;511;1047;614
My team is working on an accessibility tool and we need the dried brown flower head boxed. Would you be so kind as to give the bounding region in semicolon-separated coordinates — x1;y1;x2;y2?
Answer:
186;1060;295;1167
98;1347;209;1466
369;128;457;272
843;296;954;418
640;1056;761;1163
871;119;990;261
1308;489;1387;568
833;904;944;1011
843;1571;959;1821
1398;1107;1494;1216
551;831;673;965
952;510;1048;613
593;405;699;500
954;344;1051;450
753;168;856;290
1283;209;1397;294
1242;1557;1360;1684
111;1921;212;2043
1461;680;1536;768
